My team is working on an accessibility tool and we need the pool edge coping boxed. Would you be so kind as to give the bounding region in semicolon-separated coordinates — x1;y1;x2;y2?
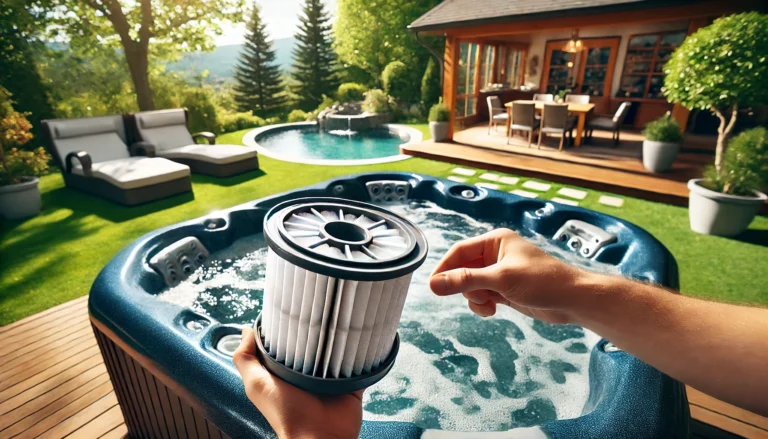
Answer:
242;121;422;166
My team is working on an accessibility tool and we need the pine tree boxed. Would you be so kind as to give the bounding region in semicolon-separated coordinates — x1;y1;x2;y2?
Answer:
291;0;338;111
233;6;285;118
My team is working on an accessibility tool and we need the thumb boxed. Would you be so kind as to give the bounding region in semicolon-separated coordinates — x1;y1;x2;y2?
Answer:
430;266;505;296
233;328;272;394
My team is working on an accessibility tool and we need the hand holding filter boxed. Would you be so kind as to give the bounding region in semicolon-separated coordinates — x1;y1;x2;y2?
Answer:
254;197;428;394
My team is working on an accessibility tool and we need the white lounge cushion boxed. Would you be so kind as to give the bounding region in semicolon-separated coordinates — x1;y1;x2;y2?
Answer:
158;144;258;165
71;157;190;190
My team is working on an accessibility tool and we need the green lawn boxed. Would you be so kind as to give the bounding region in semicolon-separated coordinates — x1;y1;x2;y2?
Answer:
1;123;766;325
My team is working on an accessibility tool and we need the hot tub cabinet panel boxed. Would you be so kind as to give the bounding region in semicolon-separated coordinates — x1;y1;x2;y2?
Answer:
89;172;688;439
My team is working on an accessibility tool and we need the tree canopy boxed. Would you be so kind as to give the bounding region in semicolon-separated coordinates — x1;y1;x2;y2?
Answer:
333;0;442;85
233;6;285;118
291;0;338;111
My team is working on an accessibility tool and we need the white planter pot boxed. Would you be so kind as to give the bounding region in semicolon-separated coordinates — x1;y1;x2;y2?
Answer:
688;179;766;237
642;140;680;173
0;177;41;220
429;121;449;142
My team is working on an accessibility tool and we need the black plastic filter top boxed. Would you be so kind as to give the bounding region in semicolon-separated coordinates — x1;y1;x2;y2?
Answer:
255;197;428;394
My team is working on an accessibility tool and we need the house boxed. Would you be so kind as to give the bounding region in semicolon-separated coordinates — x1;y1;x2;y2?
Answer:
409;0;765;140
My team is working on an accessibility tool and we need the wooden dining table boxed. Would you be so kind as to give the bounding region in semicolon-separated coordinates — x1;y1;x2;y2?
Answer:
504;100;596;147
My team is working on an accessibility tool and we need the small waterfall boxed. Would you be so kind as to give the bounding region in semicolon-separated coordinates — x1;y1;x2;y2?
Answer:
328;116;358;137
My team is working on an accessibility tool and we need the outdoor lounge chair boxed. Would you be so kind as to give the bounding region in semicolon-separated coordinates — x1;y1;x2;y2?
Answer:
41;115;192;206
128;109;259;177
538;104;575;151
508;101;540;147
487;96;508;134
585;101;632;147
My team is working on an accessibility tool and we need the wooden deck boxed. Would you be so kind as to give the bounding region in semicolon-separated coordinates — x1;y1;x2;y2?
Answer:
404;124;719;207
2;297;767;439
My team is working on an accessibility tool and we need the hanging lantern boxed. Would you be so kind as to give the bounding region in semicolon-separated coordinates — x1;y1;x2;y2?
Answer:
562;30;583;53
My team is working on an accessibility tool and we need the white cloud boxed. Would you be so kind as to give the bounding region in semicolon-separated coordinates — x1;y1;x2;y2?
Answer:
216;0;337;46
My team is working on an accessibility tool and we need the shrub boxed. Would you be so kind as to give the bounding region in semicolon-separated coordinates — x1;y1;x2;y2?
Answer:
287;109;308;123
664;12;768;174
428;101;450;122
382;61;416;102
703;127;768;196
0;87;50;186
643;114;683;143
217;110;266;133
265;117;281;125
182;88;219;133
337;83;367;103
421;57;441;108
362;89;391;114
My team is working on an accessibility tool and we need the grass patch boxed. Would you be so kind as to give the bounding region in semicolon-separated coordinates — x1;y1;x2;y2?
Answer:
1;123;766;325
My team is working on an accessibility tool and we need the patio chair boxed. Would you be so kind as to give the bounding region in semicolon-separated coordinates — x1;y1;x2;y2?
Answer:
585;101;632;147
532;93;554;103
128;109;259;177
538;104;575;151
507;101;540;147
487;96;508;134
41;115;192;206
565;94;590;104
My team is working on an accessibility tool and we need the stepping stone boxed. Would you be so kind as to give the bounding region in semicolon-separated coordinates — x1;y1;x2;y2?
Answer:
447;176;467;183
479;172;500;181
476;182;500;190
452;167;476;176
510;189;538;199
551;197;579;206
522;181;552;192
599;195;624;208
499;176;520;185
557;187;588;200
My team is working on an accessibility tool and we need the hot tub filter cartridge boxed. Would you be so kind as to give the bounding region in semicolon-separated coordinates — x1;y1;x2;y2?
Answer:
254;197;428;393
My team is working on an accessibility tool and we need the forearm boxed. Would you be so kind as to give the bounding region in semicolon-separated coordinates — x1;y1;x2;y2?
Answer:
570;272;768;416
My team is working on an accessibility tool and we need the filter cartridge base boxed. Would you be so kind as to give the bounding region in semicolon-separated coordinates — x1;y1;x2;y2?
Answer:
253;314;399;394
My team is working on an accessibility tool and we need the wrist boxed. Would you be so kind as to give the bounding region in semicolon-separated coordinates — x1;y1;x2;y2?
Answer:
564;270;633;327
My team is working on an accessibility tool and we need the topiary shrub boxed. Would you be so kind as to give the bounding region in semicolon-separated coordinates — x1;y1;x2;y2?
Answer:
287;109;308;123
643;114;683;143
664;12;768;174
362;89;391;114
703;127;768;196
421;57;441;109
182;88;219;133
217;110;266;133
428;101;450;122
382;61;416;103
337;83;367;103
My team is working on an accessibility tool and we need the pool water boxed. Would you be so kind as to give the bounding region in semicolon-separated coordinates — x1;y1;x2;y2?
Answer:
160;201;617;431
256;127;405;161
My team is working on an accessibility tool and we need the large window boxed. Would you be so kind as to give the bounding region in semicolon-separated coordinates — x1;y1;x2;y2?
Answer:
455;42;526;118
618;30;686;99
541;38;619;98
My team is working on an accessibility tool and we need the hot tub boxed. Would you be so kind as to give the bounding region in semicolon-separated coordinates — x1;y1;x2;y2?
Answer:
89;172;688;439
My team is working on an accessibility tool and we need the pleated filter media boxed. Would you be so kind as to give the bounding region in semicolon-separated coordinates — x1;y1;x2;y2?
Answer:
254;197;428;393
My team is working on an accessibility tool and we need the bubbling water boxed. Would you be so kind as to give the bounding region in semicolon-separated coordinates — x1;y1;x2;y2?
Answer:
159;201;618;431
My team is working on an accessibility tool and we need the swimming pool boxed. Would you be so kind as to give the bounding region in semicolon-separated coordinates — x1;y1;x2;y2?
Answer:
245;122;421;165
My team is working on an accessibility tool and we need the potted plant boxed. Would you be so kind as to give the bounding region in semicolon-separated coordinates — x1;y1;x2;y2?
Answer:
0;87;50;220
428;100;450;142
642;114;683;173
663;12;768;235
688;127;767;236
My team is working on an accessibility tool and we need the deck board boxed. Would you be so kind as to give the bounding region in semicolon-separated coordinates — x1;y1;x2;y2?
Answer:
1;297;766;439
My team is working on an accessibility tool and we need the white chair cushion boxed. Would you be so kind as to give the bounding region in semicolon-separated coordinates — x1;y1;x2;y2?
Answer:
492;113;508;121
139;125;196;152
71;157;190;190
158;144;258;165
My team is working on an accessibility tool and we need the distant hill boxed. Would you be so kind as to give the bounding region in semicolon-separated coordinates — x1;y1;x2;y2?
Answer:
167;37;296;82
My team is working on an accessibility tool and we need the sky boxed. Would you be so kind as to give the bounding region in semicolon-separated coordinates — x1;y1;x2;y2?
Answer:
216;0;337;46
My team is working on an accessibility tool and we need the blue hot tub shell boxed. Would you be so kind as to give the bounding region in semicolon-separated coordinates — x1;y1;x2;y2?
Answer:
89;172;689;439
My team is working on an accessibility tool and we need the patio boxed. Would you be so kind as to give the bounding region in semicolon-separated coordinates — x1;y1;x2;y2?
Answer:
1;297;768;439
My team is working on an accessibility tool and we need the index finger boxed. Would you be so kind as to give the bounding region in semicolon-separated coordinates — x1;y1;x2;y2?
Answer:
431;231;498;276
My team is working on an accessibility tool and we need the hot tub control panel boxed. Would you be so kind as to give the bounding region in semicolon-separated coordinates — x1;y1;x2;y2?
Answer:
366;180;410;203
149;237;210;287
553;220;617;258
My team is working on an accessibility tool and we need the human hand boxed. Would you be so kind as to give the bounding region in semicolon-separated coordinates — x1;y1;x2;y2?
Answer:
233;328;364;439
429;228;597;324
